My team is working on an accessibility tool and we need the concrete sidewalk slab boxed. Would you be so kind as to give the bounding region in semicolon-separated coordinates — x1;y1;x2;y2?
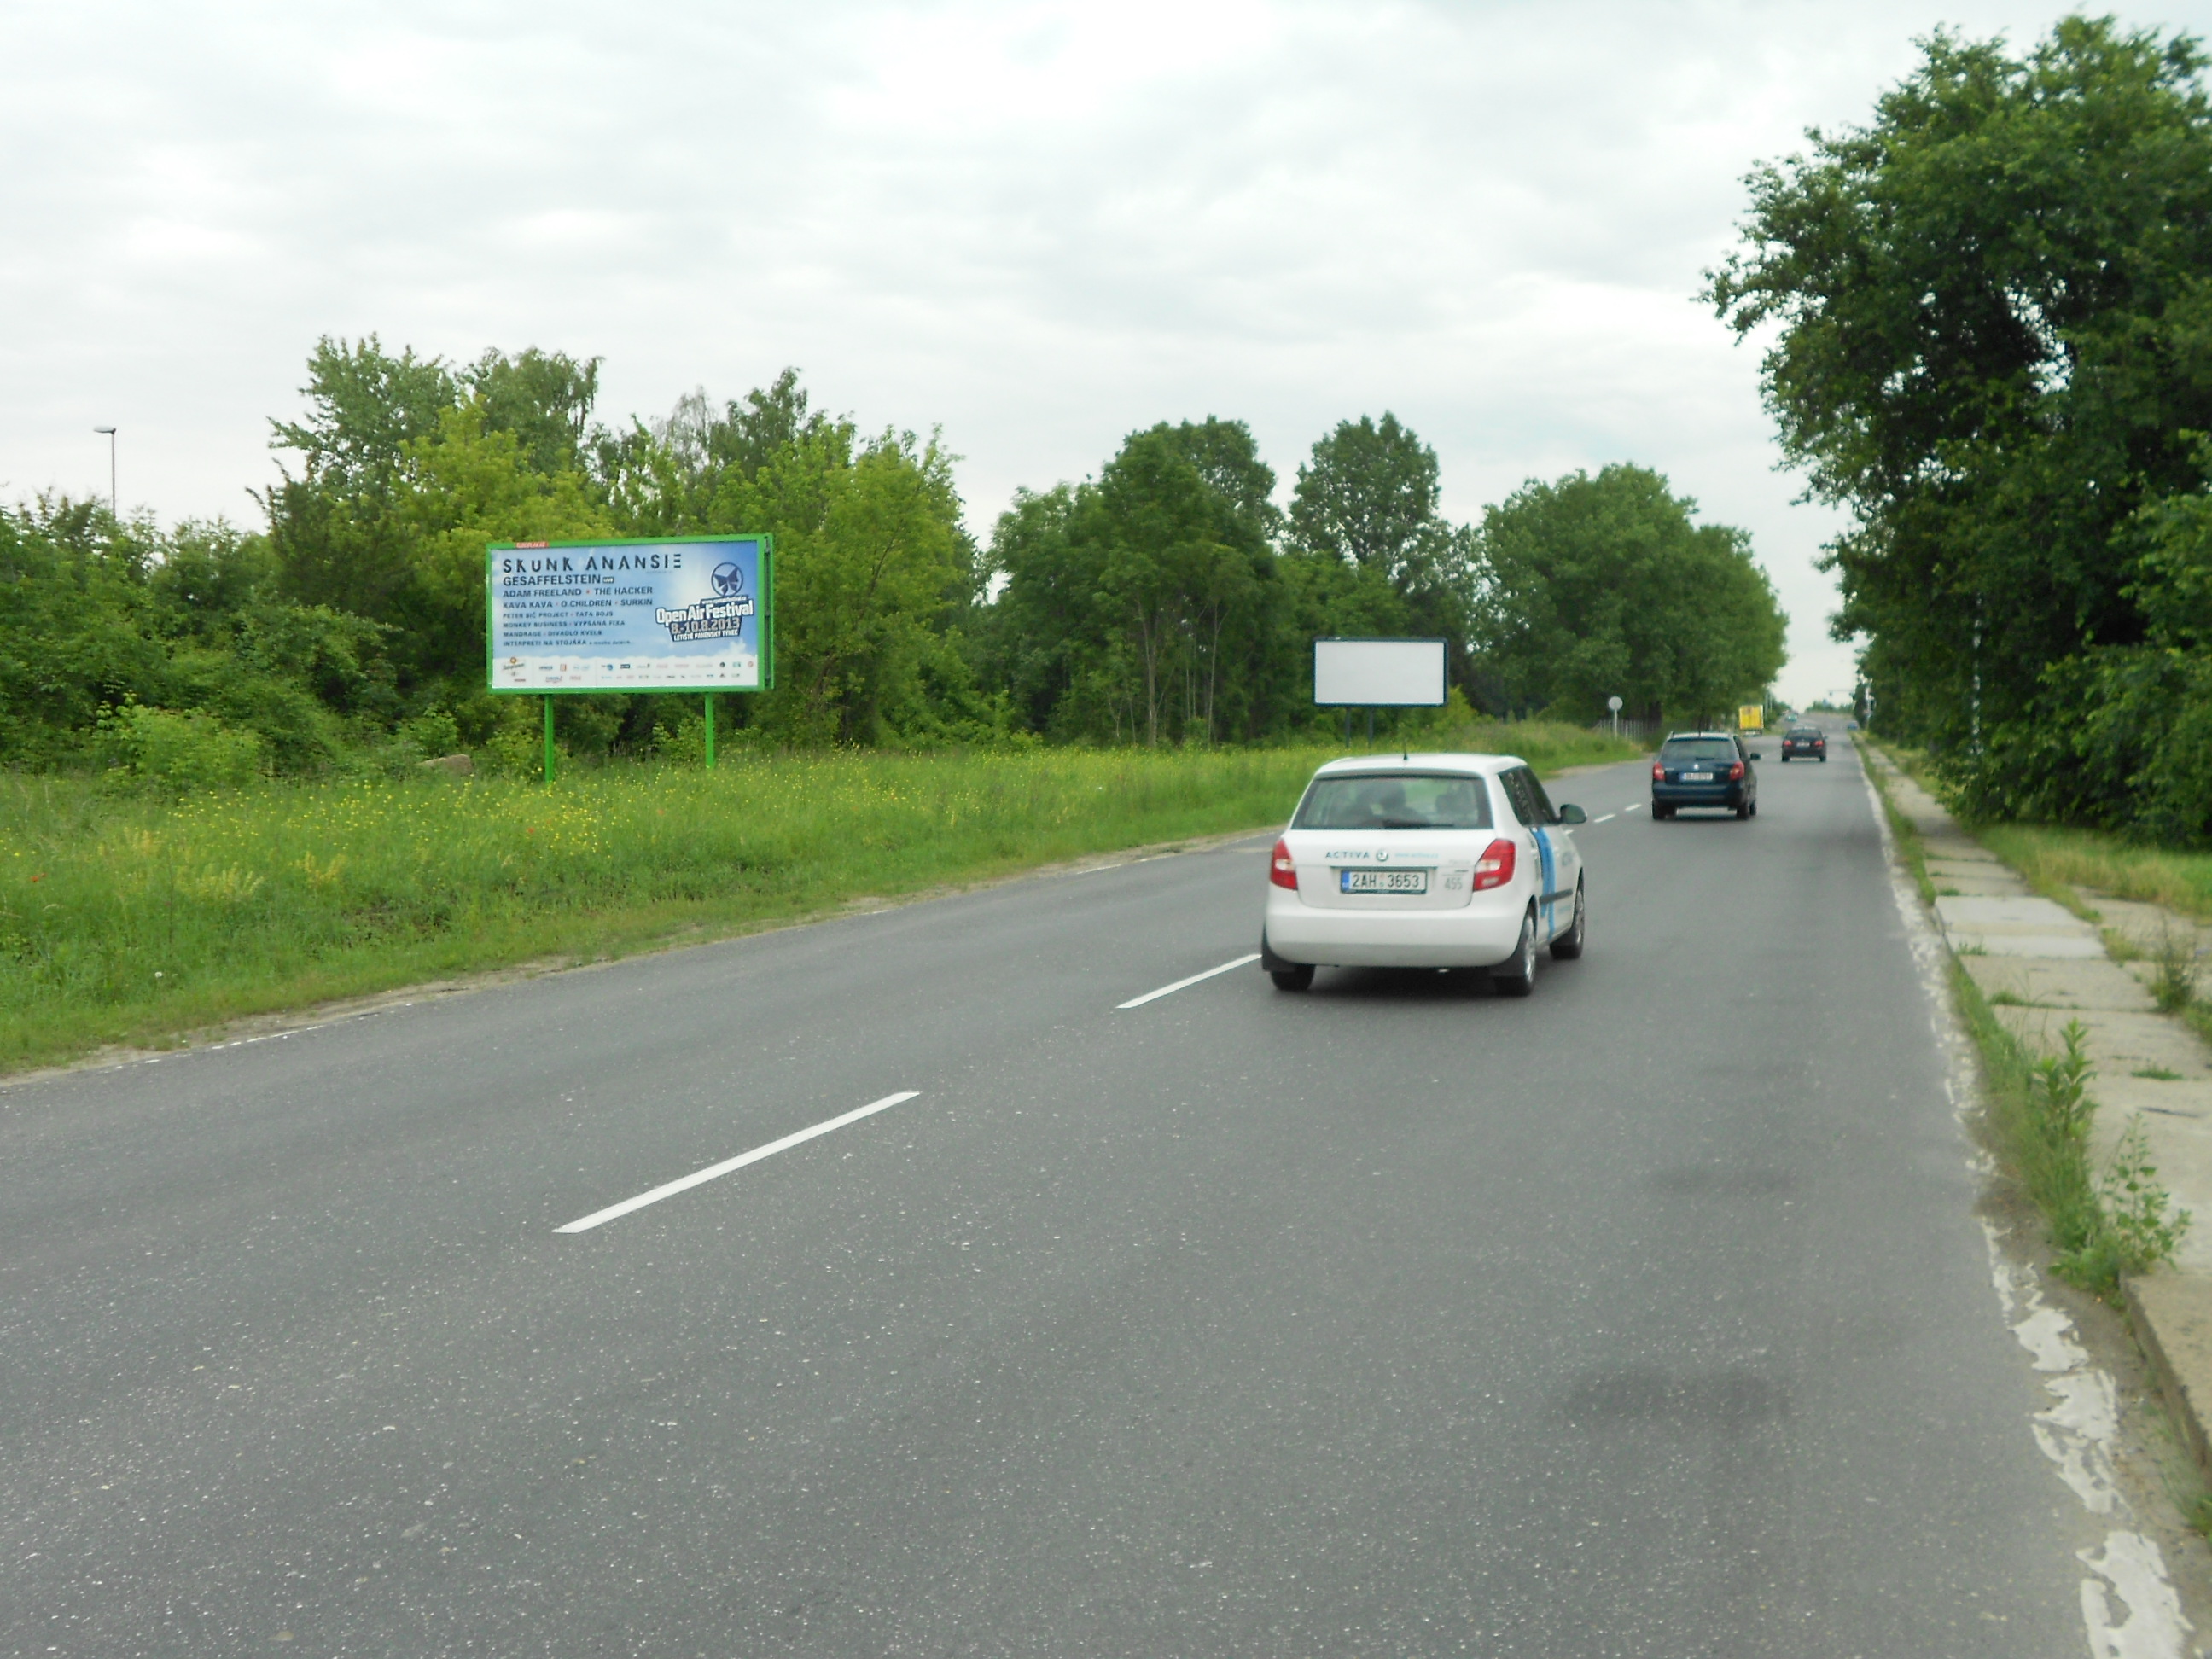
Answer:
2128;1274;2212;1471
1959;954;2158;1010
1937;895;2098;929
1957;934;2110;958
1932;875;2031;897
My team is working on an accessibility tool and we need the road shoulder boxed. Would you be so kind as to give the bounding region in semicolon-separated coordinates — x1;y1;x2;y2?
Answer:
1866;747;2212;1562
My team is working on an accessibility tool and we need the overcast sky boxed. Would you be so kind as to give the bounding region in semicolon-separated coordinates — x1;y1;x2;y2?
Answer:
8;1;2209;704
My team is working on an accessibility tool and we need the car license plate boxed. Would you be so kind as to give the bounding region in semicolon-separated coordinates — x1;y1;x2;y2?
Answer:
1341;868;1428;894
1684;771;1714;782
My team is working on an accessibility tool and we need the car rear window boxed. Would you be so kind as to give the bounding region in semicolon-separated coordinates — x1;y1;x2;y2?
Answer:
1293;772;1495;830
1789;728;1821;738
1661;738;1739;764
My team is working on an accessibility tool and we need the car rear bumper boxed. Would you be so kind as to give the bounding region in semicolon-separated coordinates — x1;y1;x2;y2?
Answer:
1263;892;1526;968
1653;784;1747;809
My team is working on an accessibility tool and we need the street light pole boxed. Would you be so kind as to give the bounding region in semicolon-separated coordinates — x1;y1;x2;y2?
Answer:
92;427;117;520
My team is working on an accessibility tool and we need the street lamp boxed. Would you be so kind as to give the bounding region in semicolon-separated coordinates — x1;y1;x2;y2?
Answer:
92;426;116;520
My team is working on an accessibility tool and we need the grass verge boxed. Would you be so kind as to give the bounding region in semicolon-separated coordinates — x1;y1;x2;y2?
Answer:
1;721;1639;1074
1978;822;2212;925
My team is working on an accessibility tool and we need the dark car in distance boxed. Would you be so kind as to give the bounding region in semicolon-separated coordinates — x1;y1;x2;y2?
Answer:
1651;731;1758;820
1779;726;1827;761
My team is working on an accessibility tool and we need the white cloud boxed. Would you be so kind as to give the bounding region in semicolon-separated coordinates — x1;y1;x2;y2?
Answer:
3;0;2200;703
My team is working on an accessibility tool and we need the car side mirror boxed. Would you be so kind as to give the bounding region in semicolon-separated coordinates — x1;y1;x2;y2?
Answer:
1748;750;1764;760
1555;803;1587;825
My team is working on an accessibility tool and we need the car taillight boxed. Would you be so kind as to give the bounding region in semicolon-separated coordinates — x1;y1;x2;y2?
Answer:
1651;762;1666;782
1270;838;1298;890
1473;837;1516;891
1728;761;1744;780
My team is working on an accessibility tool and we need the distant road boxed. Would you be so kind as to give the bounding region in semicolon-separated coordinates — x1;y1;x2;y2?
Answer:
0;736;2093;1655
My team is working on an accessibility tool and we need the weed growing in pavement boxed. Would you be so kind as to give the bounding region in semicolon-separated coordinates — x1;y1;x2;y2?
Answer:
2067;1119;2192;1290
2151;926;2201;1014
2031;1021;2098;1142
2136;1067;2187;1080
1957;990;2191;1299
2103;928;2145;963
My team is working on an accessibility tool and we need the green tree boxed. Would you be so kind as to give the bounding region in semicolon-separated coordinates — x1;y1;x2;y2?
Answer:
263;338;615;707
1285;413;1474;694
1707;16;2212;802
1289;412;1440;579
1470;465;1785;724
985;419;1282;745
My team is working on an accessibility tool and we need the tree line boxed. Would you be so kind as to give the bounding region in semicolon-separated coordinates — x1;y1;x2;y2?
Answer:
1;341;1785;776
1711;13;2212;842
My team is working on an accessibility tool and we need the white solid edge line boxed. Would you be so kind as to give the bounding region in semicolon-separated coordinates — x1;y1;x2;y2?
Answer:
555;1091;921;1234
1118;952;1263;1010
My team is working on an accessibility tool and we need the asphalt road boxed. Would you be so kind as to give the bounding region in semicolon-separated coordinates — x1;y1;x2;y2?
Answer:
2;735;2091;1656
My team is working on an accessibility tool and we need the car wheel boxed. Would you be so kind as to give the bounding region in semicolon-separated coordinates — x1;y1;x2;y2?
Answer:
1270;965;1314;992
1551;881;1586;960
1493;908;1538;997
1749;798;1759;818
1779;753;1790;762
1652;803;1671;820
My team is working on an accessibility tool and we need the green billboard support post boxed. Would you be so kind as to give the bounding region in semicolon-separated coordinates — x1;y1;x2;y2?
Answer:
484;534;776;781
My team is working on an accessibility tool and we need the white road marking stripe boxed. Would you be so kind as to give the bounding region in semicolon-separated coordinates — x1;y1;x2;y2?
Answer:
555;1091;921;1234
1593;813;1617;824
1623;802;1643;812
1118;953;1262;1010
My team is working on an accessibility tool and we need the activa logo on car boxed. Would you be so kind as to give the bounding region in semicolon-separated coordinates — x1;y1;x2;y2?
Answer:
1375;848;1391;862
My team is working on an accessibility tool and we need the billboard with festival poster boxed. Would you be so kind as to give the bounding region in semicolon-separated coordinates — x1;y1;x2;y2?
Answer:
486;535;775;695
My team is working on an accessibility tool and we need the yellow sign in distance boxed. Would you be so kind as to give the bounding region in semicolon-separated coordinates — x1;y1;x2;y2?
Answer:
1738;704;1766;732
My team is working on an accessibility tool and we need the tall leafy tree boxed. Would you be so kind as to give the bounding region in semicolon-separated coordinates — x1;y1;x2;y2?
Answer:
1707;16;2212;805
1470;465;1785;724
1289;412;1439;579
1285;413;1474;691
263;337;615;711
985;419;1281;745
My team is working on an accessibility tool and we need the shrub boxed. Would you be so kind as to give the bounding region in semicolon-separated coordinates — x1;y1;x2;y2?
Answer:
95;704;265;795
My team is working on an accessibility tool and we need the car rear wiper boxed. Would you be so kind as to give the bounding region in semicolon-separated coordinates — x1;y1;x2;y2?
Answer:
1376;818;1434;829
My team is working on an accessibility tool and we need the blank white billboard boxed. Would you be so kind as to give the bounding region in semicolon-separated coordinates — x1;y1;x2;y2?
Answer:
1313;637;1447;707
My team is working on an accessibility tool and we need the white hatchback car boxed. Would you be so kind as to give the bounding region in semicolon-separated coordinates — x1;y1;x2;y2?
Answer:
1259;753;1587;996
